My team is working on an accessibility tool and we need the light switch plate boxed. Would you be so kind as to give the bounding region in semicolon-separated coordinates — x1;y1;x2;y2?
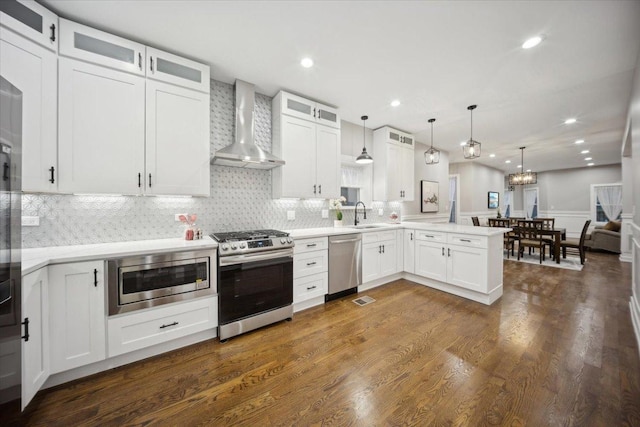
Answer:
287;210;296;221
321;209;328;219
22;216;40;226
378;209;384;216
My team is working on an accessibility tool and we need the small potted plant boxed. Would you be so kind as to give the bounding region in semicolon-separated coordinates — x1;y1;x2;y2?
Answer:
178;213;197;240
330;196;347;227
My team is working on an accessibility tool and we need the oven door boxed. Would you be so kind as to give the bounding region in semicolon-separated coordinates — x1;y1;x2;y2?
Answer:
218;249;293;325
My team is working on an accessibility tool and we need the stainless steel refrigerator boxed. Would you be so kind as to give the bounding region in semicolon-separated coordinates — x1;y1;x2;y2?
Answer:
0;76;23;411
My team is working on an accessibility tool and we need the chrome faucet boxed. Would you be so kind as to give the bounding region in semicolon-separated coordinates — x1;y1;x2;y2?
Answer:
354;201;367;226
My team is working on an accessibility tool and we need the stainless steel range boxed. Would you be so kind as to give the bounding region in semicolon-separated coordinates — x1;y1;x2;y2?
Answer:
211;229;294;341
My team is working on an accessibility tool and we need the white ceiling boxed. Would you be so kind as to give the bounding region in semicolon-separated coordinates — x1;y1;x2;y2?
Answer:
43;0;640;174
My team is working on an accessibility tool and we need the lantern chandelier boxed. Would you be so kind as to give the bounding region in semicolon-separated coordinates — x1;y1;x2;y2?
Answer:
508;146;537;185
424;118;440;164
462;104;481;159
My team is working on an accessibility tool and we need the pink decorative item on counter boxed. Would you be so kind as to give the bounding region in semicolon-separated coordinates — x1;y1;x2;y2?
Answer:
178;214;198;240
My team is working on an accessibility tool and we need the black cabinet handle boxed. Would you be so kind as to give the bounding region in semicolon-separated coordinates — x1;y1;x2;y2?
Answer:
50;24;56;42
150;56;154;72
49;166;55;183
138;53;142;70
94;269;98;287
313;184;316;194
460;239;471;243
448;248;451;257
410;233;413;241
138;173;141;188
306;261;317;266
313;107;316;118
2;162;8;181
318;184;322;194
382;245;385;253
307;285;317;291
21;317;29;342
442;247;445;256
378;245;381;254
149;173;152;187
306;243;317;248
160;321;178;329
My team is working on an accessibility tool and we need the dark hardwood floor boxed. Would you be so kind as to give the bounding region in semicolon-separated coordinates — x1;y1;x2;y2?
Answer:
7;251;640;426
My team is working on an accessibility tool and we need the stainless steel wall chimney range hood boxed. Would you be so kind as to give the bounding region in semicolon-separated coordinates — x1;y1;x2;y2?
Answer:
211;80;285;169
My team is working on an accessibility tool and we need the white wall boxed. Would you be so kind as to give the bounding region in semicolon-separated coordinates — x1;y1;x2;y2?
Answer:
449;161;505;224
402;142;450;222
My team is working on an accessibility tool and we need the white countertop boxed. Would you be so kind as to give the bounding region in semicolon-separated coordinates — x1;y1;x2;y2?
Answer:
22;222;508;275
22;237;217;275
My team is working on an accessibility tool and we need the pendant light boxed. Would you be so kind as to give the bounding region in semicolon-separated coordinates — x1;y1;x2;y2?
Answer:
462;104;481;159
508;146;537;185
424;118;440;164
356;115;373;164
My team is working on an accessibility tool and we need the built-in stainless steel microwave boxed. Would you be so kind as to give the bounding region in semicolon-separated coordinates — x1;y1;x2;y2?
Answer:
107;249;216;315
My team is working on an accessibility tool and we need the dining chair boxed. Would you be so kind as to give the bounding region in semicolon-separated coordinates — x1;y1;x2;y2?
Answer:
508;217;524;226
471;216;480;226
489;218;516;257
537;217;556;258
516;220;548;264
560;220;591;265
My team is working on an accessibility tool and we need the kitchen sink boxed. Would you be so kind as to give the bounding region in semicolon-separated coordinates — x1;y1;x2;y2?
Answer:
351;224;388;229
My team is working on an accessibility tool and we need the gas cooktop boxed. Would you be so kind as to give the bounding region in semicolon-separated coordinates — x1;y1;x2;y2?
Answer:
210;229;293;256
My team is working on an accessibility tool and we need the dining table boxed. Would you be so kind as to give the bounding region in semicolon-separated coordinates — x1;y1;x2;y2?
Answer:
513;226;567;264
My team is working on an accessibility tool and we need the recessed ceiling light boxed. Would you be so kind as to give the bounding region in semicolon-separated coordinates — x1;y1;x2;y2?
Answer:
585;157;592;161
460;141;467;146
575;139;585;144
517;165;522;168
522;36;543;49
526;169;531;172
505;160;511;164
390;100;401;107
300;57;314;68
587;163;594;166
580;150;589;154
489;154;495;158
564;118;577;125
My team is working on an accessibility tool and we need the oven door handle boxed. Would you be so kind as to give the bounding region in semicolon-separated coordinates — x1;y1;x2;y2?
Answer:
219;249;294;267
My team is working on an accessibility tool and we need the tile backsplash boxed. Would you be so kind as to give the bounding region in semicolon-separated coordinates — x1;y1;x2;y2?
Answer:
22;80;398;248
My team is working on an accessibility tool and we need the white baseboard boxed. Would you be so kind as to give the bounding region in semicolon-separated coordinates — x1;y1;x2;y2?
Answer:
359;273;402;292
630;296;640;360
403;273;502;305
294;295;325;313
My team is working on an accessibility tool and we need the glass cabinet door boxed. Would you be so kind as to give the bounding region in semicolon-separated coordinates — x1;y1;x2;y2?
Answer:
0;0;58;52
146;47;210;93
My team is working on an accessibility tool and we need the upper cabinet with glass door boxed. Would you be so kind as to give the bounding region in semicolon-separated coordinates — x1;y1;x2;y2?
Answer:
146;47;209;93
58;18;146;76
0;0;58;52
377;126;414;149
278;91;340;129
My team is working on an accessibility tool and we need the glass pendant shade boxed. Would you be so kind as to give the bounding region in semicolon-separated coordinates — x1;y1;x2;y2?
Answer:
508;146;537;185
355;115;373;164
462;105;481;159
424;118;440;164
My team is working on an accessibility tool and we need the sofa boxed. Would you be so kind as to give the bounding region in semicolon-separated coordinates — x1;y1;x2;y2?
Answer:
584;221;621;253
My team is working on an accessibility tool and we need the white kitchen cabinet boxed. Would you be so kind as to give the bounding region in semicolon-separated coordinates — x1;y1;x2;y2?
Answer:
272;113;341;199
59;18;145;75
49;261;106;374
21;267;49;409
107;296;217;357
146;46;210;93
145;80;210;196
361;231;397;283
0;0;58;52
275;91;340;129
373;126;415;201
415;239;448;282
403;229;415;274
0;27;57;192
293;237;329;308
58;57;146;194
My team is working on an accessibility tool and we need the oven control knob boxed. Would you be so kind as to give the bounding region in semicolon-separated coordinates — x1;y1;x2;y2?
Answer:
239;242;246;249
280;238;286;244
231;243;237;250
221;244;229;251
287;237;293;244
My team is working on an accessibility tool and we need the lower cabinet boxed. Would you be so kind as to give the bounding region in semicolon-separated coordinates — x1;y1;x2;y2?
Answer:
362;231;397;283
403;229;415;274
48;260;106;374
293;237;328;308
22;268;50;409
107;296;217;357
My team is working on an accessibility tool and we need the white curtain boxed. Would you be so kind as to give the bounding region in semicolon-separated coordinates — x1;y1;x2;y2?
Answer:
504;191;513;217
596;185;622;221
525;189;537;218
448;177;457;223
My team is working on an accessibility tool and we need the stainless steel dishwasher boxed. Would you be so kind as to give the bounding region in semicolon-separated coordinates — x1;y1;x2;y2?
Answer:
326;234;362;301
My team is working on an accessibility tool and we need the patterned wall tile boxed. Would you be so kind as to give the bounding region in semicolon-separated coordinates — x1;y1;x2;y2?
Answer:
21;80;397;248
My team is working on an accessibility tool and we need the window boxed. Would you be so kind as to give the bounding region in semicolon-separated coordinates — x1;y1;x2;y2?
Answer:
503;190;513;218
591;184;622;224
524;187;538;219
340;187;359;206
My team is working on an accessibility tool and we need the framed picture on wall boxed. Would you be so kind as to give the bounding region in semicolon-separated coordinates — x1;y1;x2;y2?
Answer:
421;180;439;213
488;191;499;209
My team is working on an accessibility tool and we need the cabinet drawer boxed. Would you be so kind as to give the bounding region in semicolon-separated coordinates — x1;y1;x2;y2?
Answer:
107;296;217;357
362;230;396;244
294;250;328;279
294;237;328;254
294;272;328;303
448;234;487;248
415;231;446;242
